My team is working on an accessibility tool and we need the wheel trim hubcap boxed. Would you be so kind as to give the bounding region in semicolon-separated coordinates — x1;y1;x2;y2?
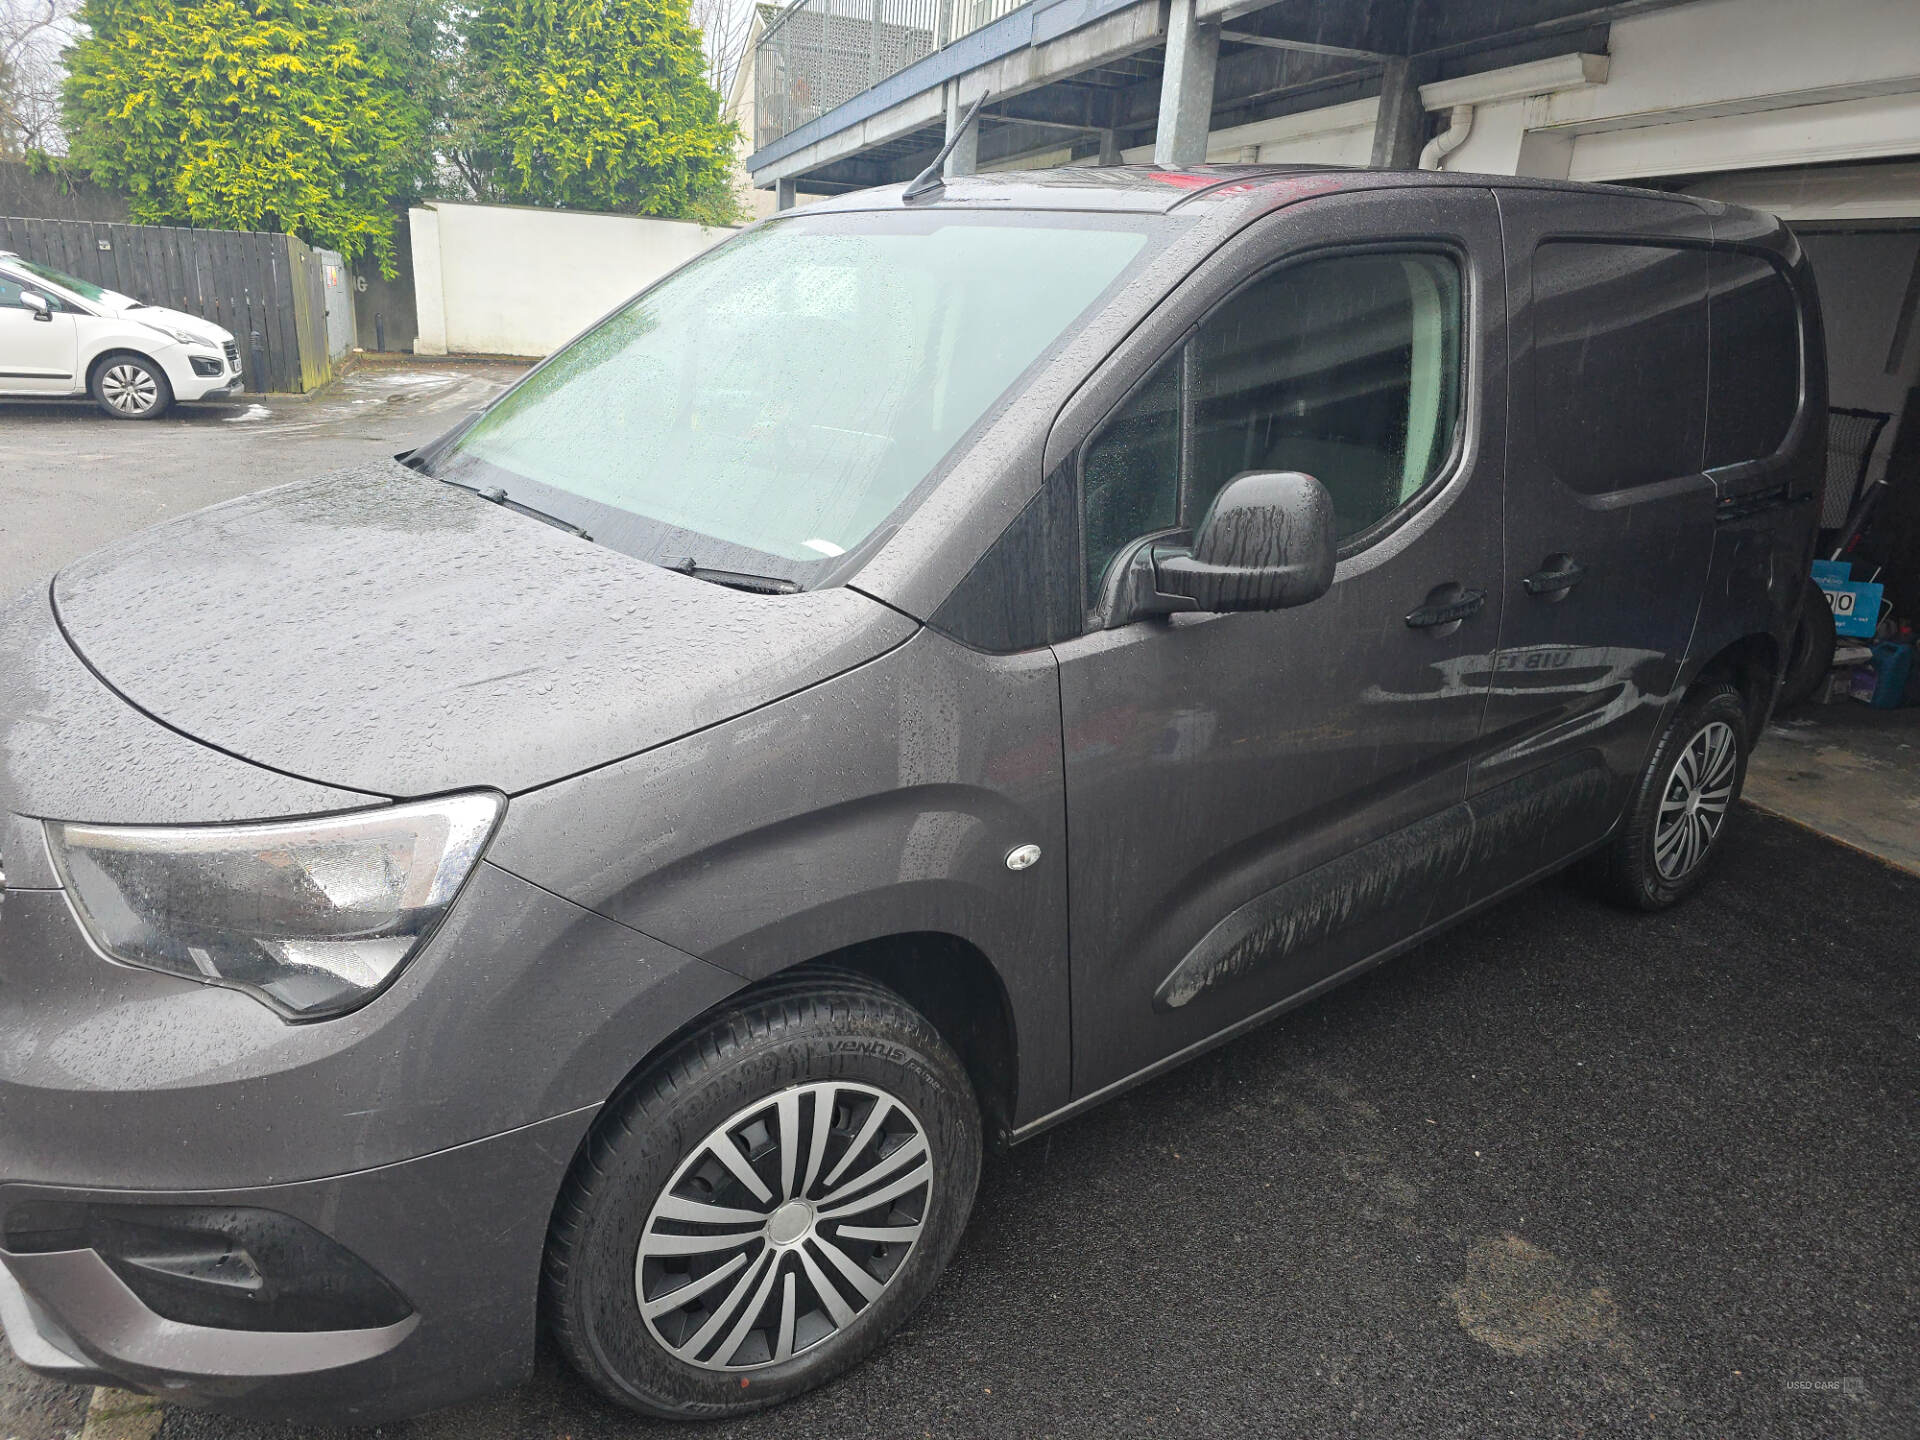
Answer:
102;364;157;412
1654;719;1737;881
635;1080;933;1372
765;1199;814;1247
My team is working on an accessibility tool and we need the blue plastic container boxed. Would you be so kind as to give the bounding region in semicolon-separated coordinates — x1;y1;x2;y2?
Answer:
1867;641;1913;709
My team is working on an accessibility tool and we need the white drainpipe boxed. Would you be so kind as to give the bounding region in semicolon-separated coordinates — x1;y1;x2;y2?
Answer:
1419;104;1475;170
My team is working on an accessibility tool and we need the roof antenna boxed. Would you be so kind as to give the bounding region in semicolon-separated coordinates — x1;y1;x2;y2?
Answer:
903;91;990;202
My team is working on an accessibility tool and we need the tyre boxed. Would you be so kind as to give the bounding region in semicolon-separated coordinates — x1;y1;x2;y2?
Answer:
1777;575;1836;711
91;354;173;420
1585;683;1748;911
545;974;982;1420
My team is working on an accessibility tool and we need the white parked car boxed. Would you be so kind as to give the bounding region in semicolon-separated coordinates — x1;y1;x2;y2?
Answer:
0;250;244;419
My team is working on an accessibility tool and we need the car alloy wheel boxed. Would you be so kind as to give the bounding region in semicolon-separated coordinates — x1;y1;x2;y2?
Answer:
100;361;160;416
1652;719;1738;881
635;1081;932;1372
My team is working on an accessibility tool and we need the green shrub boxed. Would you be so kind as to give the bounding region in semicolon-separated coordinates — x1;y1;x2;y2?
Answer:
459;0;743;225
64;0;427;272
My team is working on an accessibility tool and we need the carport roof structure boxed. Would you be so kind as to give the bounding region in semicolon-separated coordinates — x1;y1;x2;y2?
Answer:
744;0;1689;194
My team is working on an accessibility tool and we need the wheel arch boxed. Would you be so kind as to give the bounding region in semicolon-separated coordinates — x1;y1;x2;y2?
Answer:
598;932;1020;1149
1685;632;1781;740
809;932;1019;1145
84;345;167;390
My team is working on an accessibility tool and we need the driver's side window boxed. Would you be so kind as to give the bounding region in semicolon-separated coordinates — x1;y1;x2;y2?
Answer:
0;276;61;312
1080;249;1464;608
1081;351;1180;606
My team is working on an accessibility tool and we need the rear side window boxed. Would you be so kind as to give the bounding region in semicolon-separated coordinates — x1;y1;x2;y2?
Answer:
1532;241;1708;493
1707;251;1800;468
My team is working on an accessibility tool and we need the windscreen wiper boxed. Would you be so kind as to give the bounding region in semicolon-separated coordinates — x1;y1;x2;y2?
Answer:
441;479;593;541
663;557;800;595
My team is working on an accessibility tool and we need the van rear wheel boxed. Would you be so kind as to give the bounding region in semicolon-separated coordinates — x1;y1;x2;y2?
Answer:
1585;683;1749;911
545;974;981;1420
1777;576;1836;711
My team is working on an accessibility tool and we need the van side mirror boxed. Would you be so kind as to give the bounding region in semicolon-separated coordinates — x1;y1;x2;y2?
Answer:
1124;471;1336;619
21;291;52;322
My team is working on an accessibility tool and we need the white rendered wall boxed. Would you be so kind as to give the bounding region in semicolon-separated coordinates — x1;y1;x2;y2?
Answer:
1430;0;1920;180
1683;160;1920;224
409;205;448;356
1187;98;1378;166
1567;91;1920;182
726;16;782;219
984;96;1376;172
410;202;734;357
1550;0;1920;136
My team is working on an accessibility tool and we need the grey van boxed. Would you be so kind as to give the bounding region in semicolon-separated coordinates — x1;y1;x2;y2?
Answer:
0;166;1822;1424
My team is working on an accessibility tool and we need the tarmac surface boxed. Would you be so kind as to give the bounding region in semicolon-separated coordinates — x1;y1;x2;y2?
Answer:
149;812;1919;1440
1;366;1915;1440
1;360;522;587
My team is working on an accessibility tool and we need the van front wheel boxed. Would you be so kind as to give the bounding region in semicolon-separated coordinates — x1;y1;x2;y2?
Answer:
1587;683;1749;911
545;975;982;1420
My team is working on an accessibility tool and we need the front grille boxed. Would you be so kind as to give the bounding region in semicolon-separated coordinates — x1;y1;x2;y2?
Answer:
223;340;241;372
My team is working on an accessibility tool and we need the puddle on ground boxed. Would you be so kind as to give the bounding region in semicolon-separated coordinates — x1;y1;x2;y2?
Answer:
1450;1233;1632;1360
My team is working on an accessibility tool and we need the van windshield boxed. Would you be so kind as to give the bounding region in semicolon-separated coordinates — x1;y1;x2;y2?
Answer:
427;210;1161;577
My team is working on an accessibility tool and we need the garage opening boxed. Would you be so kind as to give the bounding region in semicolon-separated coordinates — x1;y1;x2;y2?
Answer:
1658;160;1920;872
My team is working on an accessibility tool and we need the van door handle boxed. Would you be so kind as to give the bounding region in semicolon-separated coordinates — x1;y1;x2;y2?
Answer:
1522;557;1585;597
1405;588;1486;628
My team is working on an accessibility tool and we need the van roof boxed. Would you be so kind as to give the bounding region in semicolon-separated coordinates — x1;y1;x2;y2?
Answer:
796;163;1727;218
799;164;1345;215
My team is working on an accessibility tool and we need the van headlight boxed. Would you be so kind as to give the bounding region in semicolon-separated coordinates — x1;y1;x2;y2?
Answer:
45;793;502;1021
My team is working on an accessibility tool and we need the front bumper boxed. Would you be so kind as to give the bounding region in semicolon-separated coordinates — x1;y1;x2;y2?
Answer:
165;348;244;402
0;1254;111;1387
0;1113;588;1424
0;870;743;1421
0;871;741;1421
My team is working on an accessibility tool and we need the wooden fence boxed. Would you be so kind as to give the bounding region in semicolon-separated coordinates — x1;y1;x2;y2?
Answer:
0;216;333;394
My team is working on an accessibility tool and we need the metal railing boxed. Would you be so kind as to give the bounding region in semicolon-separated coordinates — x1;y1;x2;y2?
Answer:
951;0;1027;41
753;0;1029;150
